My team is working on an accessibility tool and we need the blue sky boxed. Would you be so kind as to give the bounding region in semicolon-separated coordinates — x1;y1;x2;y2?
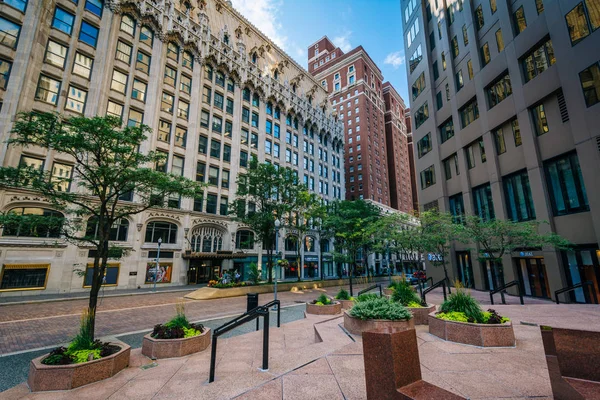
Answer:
231;0;410;104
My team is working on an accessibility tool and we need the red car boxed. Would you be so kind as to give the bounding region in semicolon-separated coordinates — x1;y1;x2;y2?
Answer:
413;270;426;280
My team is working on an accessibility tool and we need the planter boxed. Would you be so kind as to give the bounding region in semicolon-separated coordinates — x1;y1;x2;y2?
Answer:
407;304;436;325
28;341;130;392
428;313;515;347
343;311;415;335
142;328;211;359
383;288;394;296
338;299;356;309
306;301;342;315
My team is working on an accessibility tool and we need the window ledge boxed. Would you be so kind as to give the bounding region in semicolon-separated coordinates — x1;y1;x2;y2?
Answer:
0;238;68;247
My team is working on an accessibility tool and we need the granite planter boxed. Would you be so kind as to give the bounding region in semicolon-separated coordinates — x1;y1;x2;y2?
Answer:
383;288;394;296
142;328;211;359
428;313;515;347
343;311;415;335
305;301;342;315
338;299;356;309
28;341;130;392
407;304;436;325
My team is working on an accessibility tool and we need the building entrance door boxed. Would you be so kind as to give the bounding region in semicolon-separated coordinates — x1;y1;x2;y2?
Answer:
456;251;474;288
563;248;600;304
517;258;550;299
187;260;218;284
483;260;505;291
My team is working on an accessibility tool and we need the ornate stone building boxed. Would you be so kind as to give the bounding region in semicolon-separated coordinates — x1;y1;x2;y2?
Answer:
0;0;344;296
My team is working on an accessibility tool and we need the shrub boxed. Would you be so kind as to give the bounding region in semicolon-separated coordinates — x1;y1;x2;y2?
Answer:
248;262;260;285
335;288;351;300
356;293;378;302
439;286;484;323
314;293;332;305
152;302;205;339
69;309;95;352
348;297;412;321
165;301;189;329
42;347;73;365
391;282;421;306
436;311;469;322
406;301;423;308
482;309;510;324
70;349;101;364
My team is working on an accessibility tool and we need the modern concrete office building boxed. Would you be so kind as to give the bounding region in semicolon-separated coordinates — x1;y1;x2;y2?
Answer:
402;0;600;302
0;0;345;296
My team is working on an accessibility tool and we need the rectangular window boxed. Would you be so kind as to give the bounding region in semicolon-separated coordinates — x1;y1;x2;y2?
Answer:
430;31;436;50
442;51;447;70
214;92;224;110
436;91;443;110
544;152;589;216
120;15;135;36
183;51;194;69
451;36;459;59
161;92;174;113
536;0;544;14
473;183;495;221
433;61;439;80
512;119;522;146
417;133;432;158
216;72;225;87
514;6;527;35
65;85;87;113
212;115;222;133
135;51;151;74
440;118;454;143
456;70;464;91
475;5;484;30
198;135;208;154
172;155;184;176
443;158;452;180
462;24;469;46
241;129;249;145
52;7;74;35
266;120;272;135
35;75;61;105
208;166;219;186
180;74;191;94
412;72;426;101
210;139;221;158
459;98;479;128
487;71;513;108
265;139;272;154
206;194;218;214
274;124;280;139
420;165;436;189
242;107;250;123
219;196;228;215
127;109;143;127
415;102;429;129
85;0;103;16
226;98;234;114
223;144;231;162
167;42;179;62
490;0;497;14
449;193;465;223
522;38;556;82
503;170;536;221
0;59;11;90
531;103;549;136
239;151;248;168
140;26;153;47
51;162;73;192
409;44;422;74
481;42;491;66
579;61;600;107
193;196;203;212
0;264;50;291
273;143;280;158
131;79;147;102
4;0;27;12
200;110;209;128
111;69;128;94
164;66;177;87
224;121;232;137
45;40;68;68
106;101;123;118
196;162;206;182
467;60;474;80
79;21;99;47
466;145;476;169
158;120;171;142
115;40;132;64
493;128;506;154
251;112;259;128
479;139;487;163
496;29;504;52
202;86;211;104
175;126;187;147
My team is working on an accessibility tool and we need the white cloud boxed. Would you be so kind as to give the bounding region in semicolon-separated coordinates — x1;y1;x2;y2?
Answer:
231;0;287;49
332;31;352;52
384;51;405;69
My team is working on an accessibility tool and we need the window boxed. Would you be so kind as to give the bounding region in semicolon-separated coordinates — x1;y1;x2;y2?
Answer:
448;5;455;25
106;101;123;118
183;51;193;69
481;43;491;66
140;26;154;47
251;133;258;149
480;139;487;163
420;165;435;189
120;15;135;36
436;91;443;110
579;61;600;107
214;92;224;110
466;145;476;169
496;29;504;52
473;184;495;221
115;41;132;64
265;120;272;135
513;6;527;35
3;208;63;238
459;98;479;128
45;40;68;68
171;155;184;176
180;74;192;94
178;100;189;120
429;31;436;50
442;52;447;70
462;25;469;47
79;21;99;47
531;104;549;135
487;72;512;108
544;152;589;216
52;7;74;35
440;118;454;143
536;0;544;14
0;59;11;90
198;135;208;154
111;69;128;94
167;42;179;61
210;139;221;158
490;0;497;14
127;109;143;127
415;102;429;129
475;5;484;30
4;0;27;12
443;158;453;180
211;115;223;133
158;120;171;142
406;17;420;47
223;144;231;162
502;170;535;221
35;75;61;105
198;110;209;128
409;44;422;73
175;127;187;148
208;166;219;186
206;194;218;214
196;162;206;182
161;92;174;113
522;38;556;82
446;83;450;100
433;61;439;80
251;112;259;128
164;66;176;86
511;119;522;146
136;51;151;74
85;0;103;17
449;193;465;224
145;221;177;244
467;60;473;80
240;151;248;168
224;121;232;138
0;264;50;291
265;139;272;154
456;70;464;90
252;93;259;107
65;85;87;113
493;128;506;154
236;230;254;249
86;217;128;242
451;36;459;59
412;72;426;101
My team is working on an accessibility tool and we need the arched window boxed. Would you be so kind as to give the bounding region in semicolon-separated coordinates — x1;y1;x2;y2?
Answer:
285;236;298;251
252;93;260;107
274;107;281;119
190;226;225;252
291;83;296;93
274;70;279;80
266;102;273;115
304;236;316;252
320;239;330;253
236;230;255;249
120;15;135;36
86;217;129;241
251;52;257;64
3;207;63;238
224;33;229;44
145;221;177;243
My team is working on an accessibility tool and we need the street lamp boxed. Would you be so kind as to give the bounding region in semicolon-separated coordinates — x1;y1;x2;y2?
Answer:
273;219;281;308
385;239;392;284
154;237;162;292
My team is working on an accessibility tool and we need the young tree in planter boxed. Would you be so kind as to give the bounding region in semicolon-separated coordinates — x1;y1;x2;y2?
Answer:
420;211;459;291
322;200;381;295
0;113;205;341
230;156;299;283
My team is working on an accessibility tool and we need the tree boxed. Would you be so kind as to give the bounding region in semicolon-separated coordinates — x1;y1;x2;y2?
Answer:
322;200;381;295
420;211;459;288
0;112;204;341
230;156;300;283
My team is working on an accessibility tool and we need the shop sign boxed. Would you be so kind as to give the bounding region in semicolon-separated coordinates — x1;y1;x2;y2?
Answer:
427;253;443;262
519;251;534;257
304;256;319;262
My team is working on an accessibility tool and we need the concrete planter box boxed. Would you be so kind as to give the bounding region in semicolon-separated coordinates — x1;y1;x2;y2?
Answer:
343;311;415;336
28;341;130;392
142;327;211;359
428;313;515;347
383;288;394;296
306;301;342;315
338;299;356;309
407;304;436;325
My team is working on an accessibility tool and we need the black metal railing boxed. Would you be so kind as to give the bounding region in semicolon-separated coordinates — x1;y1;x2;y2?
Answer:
357;284;383;297
253;299;281;331
420;279;447;305
489;281;523;305
555;281;598;305
209;299;280;383
418;277;433;297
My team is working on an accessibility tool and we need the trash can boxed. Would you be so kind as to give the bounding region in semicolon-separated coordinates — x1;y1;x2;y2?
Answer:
247;293;259;312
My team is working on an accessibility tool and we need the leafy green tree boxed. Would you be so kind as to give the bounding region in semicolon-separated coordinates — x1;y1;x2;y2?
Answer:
420;211;459;288
322;200;381;295
230;156;300;283
0;112;204;341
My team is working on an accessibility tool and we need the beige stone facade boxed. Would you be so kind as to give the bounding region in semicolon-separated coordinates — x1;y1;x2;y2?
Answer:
0;0;345;296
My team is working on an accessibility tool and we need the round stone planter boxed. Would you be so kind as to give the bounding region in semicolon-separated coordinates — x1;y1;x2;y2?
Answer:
305;301;342;315
142;327;211;359
338;299;356;309
343;311;415;335
407;304;436;325
428;313;515;347
28;342;130;392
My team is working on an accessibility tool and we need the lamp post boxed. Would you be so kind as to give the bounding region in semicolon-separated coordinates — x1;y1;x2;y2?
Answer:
274;219;281;309
154;237;162;292
385;239;392;284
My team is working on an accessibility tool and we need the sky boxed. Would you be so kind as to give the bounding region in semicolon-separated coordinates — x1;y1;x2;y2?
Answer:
230;0;410;104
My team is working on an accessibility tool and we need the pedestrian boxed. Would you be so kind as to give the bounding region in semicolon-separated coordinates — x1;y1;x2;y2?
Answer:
235;270;241;283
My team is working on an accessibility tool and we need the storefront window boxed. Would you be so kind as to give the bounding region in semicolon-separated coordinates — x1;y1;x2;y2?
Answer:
517;258;550;298
304;236;316;252
0;264;50;291
83;263;119;287
562;248;600;303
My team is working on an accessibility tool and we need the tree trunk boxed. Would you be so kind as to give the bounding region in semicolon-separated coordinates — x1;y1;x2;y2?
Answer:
88;239;109;342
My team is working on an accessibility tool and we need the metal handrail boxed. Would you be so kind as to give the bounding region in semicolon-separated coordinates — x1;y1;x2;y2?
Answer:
489;280;524;305
421;279;447;305
209;299;280;383
253;300;281;331
418;277;433;298
357;284;383;297
555;281;598;304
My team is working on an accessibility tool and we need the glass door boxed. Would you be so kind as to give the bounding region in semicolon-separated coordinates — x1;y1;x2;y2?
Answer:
456;251;474;288
563;249;600;304
483;260;505;291
518;258;550;298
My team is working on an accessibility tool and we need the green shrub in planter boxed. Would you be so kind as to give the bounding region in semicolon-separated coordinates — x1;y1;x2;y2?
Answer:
391;281;422;306
335;288;351;300
356;293;378;302
313;293;332;305
348;297;412;321
439;286;484;323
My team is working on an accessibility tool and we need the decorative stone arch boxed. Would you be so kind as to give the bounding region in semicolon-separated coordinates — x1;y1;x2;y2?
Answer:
189;224;228;253
234;228;256;250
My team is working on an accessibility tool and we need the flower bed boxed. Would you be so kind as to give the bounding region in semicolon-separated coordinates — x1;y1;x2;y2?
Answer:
334;288;356;309
306;293;342;315
428;313;515;347
28;341;130;391
142;328;211;359
344;311;414;335
343;297;414;335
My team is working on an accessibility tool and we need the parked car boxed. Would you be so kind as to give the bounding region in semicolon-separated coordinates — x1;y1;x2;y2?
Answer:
404;273;420;285
413;270;426;280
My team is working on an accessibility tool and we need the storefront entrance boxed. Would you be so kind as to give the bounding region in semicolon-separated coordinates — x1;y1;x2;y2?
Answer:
562;248;600;304
456;251;474;288
188;259;221;284
516;257;550;299
482;260;505;291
